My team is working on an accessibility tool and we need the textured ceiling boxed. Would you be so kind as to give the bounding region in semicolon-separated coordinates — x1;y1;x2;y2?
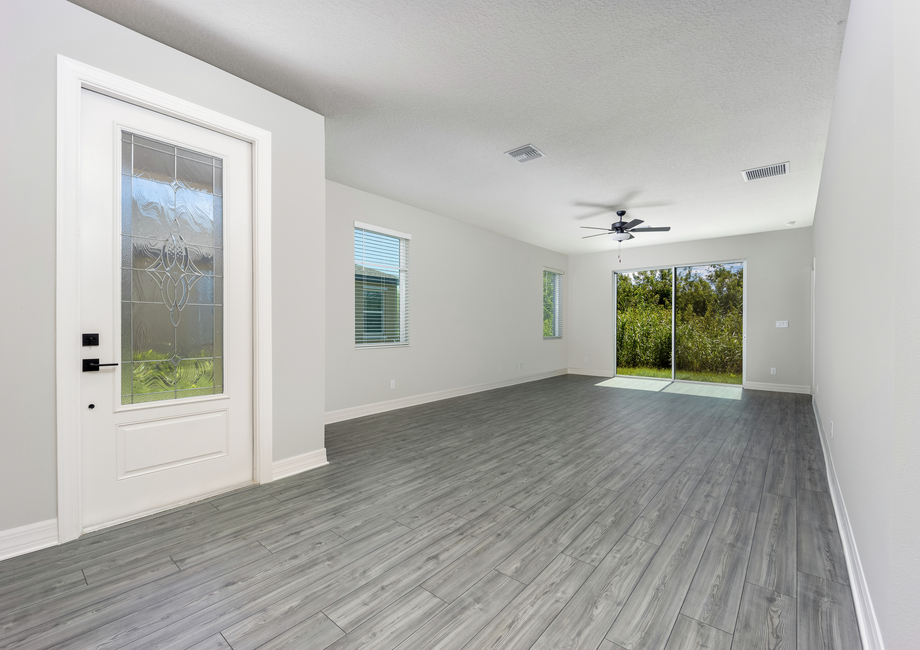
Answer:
69;0;850;254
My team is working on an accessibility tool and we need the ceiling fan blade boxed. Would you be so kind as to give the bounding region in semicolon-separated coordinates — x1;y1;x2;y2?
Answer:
582;232;612;239
580;226;613;231
574;204;670;220
573;191;644;219
574;193;639;211
627;200;671;209
623;219;644;230
632;226;670;232
627;233;635;240
574;202;618;209
574;209;616;220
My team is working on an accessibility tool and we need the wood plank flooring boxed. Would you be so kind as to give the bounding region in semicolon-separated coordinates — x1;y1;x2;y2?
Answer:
0;375;862;649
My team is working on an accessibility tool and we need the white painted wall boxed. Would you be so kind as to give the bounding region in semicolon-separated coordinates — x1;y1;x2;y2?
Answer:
325;181;568;416
567;229;814;389
812;0;920;645
0;0;326;533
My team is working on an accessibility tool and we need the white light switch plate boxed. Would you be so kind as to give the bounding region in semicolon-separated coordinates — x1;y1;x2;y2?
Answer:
776;321;789;328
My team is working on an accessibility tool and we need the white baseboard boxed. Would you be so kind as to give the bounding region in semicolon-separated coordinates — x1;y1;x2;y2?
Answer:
272;448;328;480
812;399;885;650
0;519;58;562
325;369;569;424
566;368;614;378
742;381;811;394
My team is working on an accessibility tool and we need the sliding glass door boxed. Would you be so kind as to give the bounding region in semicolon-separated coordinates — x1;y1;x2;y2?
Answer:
675;263;744;384
615;269;673;379
616;262;744;385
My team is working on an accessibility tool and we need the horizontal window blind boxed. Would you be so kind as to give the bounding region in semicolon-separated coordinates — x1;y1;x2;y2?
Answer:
355;226;409;346
543;269;562;338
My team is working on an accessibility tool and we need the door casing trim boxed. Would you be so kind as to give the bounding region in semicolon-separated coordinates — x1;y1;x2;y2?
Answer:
56;55;274;544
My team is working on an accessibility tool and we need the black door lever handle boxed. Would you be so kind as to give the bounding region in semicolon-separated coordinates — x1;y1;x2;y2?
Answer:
83;359;120;372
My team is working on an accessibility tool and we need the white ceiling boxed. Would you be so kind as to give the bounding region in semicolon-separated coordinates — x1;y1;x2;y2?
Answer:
70;0;850;254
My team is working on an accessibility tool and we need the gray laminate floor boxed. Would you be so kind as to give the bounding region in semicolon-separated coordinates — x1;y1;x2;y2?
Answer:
0;375;862;649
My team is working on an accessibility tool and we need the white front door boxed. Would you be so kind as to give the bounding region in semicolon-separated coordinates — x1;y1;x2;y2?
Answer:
78;89;254;532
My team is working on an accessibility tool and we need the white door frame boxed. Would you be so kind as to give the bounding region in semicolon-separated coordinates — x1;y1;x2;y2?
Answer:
56;56;274;543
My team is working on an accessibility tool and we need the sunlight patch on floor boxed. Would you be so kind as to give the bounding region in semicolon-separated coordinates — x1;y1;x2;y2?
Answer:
595;376;743;400
595;377;668;392
662;382;742;400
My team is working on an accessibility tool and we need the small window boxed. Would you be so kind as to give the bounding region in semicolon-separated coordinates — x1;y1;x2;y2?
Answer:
355;223;410;346
543;268;563;338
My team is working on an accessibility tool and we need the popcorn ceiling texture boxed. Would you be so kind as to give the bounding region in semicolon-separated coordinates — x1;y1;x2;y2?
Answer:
70;0;850;253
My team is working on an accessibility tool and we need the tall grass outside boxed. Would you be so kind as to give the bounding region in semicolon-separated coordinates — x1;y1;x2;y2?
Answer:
616;264;743;385
616;366;742;384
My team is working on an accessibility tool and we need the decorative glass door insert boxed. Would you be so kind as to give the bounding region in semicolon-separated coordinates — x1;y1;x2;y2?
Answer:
121;131;223;404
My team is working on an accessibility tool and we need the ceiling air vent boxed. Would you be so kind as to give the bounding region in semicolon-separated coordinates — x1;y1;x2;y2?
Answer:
506;144;545;163
742;161;789;181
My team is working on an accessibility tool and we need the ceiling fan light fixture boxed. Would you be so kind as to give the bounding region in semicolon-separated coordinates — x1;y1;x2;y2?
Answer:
612;232;631;241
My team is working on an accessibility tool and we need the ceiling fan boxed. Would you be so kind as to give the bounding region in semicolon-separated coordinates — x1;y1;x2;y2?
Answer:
581;210;671;241
573;195;671;220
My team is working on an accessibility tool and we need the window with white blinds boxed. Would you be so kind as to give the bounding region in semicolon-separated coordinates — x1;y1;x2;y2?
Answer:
543;268;563;338
355;222;410;347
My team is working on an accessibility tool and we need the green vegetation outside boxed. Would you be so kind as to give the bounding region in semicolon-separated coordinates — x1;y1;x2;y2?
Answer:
543;270;561;337
616;264;743;385
616;366;672;379
124;349;218;403
616;367;742;384
676;370;742;384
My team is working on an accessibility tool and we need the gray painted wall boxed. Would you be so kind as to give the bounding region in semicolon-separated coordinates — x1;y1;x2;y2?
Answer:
0;0;326;532
566;228;814;389
813;0;920;644
325;181;568;414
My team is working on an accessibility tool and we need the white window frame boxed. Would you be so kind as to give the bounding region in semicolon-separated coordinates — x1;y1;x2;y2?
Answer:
354;221;411;348
543;267;564;339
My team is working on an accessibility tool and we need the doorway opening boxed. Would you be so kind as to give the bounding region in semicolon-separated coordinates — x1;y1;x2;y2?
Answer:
615;261;744;385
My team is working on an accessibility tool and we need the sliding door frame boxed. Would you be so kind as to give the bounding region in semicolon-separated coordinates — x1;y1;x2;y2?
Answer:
613;258;747;387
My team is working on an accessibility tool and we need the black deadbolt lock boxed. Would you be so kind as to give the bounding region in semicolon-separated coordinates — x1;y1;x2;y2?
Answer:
82;333;100;346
